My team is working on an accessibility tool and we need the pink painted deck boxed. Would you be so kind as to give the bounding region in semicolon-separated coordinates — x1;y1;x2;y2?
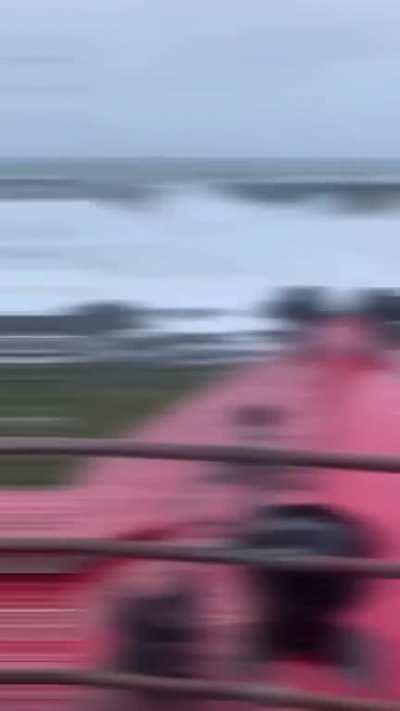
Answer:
1;327;400;707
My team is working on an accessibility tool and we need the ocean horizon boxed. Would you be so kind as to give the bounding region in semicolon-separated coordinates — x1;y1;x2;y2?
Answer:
3;158;400;322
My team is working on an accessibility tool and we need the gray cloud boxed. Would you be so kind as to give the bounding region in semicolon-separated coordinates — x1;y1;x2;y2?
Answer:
1;0;400;156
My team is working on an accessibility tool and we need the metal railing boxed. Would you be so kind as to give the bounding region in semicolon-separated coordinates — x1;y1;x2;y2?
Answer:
0;669;399;710
1;539;400;578
0;437;399;709
2;436;400;473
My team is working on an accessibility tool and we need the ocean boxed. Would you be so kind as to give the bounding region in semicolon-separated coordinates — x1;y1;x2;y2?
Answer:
3;158;400;321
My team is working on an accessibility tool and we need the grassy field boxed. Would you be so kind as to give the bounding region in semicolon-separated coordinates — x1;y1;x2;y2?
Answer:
0;363;223;487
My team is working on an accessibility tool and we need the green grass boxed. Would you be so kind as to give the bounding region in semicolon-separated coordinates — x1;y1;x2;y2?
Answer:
0;364;223;487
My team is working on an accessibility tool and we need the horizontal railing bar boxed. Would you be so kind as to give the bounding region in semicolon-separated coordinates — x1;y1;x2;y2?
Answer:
0;437;400;473
0;669;397;710
0;539;399;577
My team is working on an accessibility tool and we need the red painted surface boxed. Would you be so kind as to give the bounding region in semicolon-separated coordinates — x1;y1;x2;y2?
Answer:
2;317;400;707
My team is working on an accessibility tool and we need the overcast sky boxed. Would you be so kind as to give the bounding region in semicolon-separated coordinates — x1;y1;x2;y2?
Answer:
2;0;400;157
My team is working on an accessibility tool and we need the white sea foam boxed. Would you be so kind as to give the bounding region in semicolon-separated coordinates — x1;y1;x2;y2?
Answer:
2;188;400;324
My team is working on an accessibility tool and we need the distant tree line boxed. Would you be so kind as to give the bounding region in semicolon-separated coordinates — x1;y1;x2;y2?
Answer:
0;303;144;336
0;302;233;337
